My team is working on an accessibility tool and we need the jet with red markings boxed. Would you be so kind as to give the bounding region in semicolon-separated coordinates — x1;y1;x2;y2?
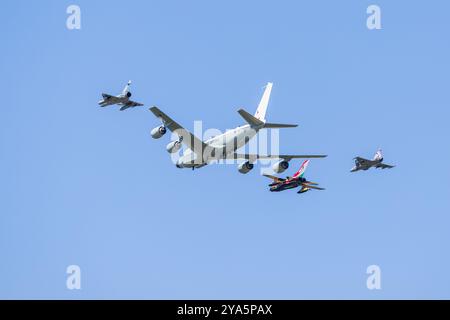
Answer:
263;160;325;194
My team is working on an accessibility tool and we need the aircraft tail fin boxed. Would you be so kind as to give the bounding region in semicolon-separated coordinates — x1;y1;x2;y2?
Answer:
122;80;132;96
254;82;272;121
373;149;383;161
293;160;310;178
239;83;297;128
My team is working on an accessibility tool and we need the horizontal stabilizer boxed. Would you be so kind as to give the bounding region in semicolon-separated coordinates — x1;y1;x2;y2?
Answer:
238;109;264;127
238;109;298;128
263;123;298;128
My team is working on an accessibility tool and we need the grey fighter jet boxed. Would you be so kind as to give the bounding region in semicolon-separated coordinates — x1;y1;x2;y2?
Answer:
351;149;395;172
98;81;143;111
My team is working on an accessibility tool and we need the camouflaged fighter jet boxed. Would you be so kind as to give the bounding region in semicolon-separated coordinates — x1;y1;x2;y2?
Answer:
263;160;325;194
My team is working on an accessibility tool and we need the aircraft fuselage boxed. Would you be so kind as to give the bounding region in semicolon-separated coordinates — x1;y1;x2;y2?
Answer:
351;159;382;172
98;95;129;107
176;124;261;168
269;177;306;192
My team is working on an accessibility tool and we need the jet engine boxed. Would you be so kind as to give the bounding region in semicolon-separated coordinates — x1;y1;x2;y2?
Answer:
126;92;132;98
166;140;182;153
238;161;254;174
151;126;166;139
272;160;289;173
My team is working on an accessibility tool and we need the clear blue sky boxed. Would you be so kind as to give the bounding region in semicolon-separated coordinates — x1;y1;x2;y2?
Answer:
1;0;449;299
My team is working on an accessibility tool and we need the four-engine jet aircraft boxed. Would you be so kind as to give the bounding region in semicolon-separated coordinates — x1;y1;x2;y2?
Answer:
351;149;395;172
149;83;327;173
263;160;325;194
98;81;144;111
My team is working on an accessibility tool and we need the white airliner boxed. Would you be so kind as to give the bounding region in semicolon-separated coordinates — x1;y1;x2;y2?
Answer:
149;83;327;173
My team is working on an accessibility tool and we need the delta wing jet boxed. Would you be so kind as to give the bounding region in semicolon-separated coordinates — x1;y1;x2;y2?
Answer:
149;83;327;173
263;160;325;194
351;149;395;172
98;81;144;111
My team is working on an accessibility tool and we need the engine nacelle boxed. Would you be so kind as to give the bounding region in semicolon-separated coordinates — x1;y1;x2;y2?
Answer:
272;160;289;173
238;161;254;174
126;92;132;98
166;140;181;153
151;126;167;139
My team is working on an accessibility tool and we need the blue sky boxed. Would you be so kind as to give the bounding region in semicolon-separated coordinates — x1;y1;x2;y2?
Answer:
1;0;450;299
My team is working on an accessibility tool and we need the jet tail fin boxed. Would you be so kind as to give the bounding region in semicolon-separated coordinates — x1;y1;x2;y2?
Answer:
293;160;310;178
239;83;297;128
254;82;272;121
373;149;383;161
122;80;132;95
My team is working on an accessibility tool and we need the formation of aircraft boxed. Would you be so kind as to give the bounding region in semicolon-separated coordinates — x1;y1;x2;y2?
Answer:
351;149;395;172
99;81;396;194
263;160;325;194
149;83;327;173
98;81;144;111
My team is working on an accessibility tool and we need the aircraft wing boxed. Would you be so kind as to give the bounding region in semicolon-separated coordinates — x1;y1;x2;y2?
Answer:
149;106;208;157
375;163;395;169
297;186;309;194
125;100;144;107
119;105;132;111
263;174;285;182
232;154;327;162
302;183;325;190
298;182;325;193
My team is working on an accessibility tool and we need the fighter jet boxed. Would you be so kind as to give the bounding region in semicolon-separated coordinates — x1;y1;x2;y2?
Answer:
351;149;395;172
263;160;325;194
98;81;144;111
